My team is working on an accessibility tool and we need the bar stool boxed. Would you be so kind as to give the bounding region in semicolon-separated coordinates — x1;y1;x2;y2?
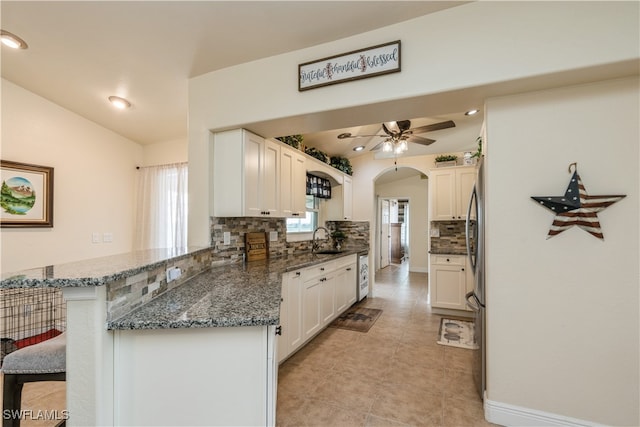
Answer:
1;333;66;427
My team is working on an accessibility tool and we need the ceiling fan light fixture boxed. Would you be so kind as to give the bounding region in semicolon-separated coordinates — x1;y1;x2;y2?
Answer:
1;30;28;49
397;140;408;152
109;96;131;110
382;140;393;152
465;109;479;116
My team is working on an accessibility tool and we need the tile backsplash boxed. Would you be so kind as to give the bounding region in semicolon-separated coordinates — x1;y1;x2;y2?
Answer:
430;220;475;253
210;217;370;258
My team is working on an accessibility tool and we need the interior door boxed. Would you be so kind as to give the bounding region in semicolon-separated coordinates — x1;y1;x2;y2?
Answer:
380;199;390;269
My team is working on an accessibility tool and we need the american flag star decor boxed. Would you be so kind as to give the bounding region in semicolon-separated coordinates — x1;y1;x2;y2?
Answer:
531;163;626;240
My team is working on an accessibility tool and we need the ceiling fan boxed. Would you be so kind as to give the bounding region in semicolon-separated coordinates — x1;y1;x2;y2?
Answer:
337;119;456;154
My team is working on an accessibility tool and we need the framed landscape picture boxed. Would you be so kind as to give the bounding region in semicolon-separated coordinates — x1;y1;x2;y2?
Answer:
1;160;54;227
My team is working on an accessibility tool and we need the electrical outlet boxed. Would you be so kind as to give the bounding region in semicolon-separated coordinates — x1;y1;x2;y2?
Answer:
223;231;231;245
103;232;113;243
270;231;278;242
166;267;182;283
430;228;440;237
92;232;101;243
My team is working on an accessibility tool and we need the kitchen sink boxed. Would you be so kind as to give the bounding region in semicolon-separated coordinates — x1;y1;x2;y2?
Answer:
314;249;345;255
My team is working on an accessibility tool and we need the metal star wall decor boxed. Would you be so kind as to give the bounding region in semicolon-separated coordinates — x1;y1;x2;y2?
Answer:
531;163;626;240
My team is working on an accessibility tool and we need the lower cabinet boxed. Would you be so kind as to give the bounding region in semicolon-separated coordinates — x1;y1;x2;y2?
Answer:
114;325;277;426
335;258;357;314
302;276;322;342
278;254;357;363
429;254;473;312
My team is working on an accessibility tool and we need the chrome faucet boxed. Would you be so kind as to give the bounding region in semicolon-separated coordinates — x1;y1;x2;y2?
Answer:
312;226;330;253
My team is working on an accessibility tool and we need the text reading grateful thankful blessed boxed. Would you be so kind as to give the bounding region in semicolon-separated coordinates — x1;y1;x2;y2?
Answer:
298;41;400;91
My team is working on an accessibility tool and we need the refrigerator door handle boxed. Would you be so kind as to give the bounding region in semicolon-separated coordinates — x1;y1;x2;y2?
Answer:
466;184;478;274
465;291;483;311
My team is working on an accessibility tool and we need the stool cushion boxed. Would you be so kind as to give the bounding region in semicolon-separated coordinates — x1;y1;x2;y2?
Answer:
1;332;66;374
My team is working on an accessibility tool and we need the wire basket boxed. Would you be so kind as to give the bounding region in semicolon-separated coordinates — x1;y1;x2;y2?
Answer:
0;288;66;366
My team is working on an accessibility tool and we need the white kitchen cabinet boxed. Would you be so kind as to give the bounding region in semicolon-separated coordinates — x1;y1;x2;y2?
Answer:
280;254;357;361
114;325;277;426
326;175;353;220
212;129;280;217
320;273;336;325
335;256;357;314
302;276;322;342
430;166;476;221
278;269;303;363
429;254;473;311
280;147;306;218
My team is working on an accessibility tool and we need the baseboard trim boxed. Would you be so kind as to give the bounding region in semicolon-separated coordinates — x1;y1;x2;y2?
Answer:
484;396;605;427
409;266;428;273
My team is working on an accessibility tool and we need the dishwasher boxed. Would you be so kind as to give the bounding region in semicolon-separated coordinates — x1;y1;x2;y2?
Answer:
357;252;369;301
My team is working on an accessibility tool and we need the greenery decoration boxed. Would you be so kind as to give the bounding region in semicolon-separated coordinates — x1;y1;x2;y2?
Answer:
331;230;347;241
472;136;483;158
330;156;353;176
275;134;304;149
305;147;329;163
435;154;458;162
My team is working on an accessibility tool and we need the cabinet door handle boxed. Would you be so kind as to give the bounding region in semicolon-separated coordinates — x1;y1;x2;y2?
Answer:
346;268;352;271
275;326;282;336
295;271;301;276
461;268;465;271
320;267;325;271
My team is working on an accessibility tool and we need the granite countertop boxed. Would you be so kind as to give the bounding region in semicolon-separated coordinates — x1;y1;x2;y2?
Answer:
108;258;283;330
109;248;365;330
2;245;366;330
0;246;210;288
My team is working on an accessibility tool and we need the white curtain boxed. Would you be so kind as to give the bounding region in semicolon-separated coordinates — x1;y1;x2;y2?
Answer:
135;163;188;250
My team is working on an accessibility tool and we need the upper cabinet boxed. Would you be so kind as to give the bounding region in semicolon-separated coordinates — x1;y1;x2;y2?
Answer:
430;166;476;221
280;148;306;218
213;129;281;217
326;175;353;220
213;128;353;219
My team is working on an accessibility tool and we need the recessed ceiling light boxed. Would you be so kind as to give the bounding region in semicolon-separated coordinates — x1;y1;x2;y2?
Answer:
108;96;131;109
465;109;479;116
353;145;365;152
1;30;28;49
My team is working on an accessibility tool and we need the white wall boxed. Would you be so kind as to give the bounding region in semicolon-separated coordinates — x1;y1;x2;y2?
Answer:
188;1;639;248
141;137;188;167
485;77;639;425
375;173;429;273
0;80;143;272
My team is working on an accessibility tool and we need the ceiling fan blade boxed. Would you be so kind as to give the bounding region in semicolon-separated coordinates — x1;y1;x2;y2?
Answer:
406;135;436;146
410;120;456;134
383;121;400;135
397;120;411;132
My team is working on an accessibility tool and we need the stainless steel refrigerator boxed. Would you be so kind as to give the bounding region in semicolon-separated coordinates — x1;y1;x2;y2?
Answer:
465;156;486;400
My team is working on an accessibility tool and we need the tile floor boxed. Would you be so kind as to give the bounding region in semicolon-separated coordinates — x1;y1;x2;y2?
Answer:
1;262;496;427
276;262;497;427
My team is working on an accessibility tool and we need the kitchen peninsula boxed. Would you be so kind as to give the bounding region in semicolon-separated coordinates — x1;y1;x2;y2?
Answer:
0;245;366;426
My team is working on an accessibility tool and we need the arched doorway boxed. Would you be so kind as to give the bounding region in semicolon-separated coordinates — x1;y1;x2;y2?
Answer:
373;166;428;274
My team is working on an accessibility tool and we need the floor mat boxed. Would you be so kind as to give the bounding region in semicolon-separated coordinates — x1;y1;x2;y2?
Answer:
329;307;382;332
437;317;479;349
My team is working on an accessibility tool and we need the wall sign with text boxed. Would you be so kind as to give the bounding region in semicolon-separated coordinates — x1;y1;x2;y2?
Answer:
298;40;401;91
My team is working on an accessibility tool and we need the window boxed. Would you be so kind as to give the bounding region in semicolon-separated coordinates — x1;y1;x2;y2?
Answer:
134;163;188;250
286;195;318;233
